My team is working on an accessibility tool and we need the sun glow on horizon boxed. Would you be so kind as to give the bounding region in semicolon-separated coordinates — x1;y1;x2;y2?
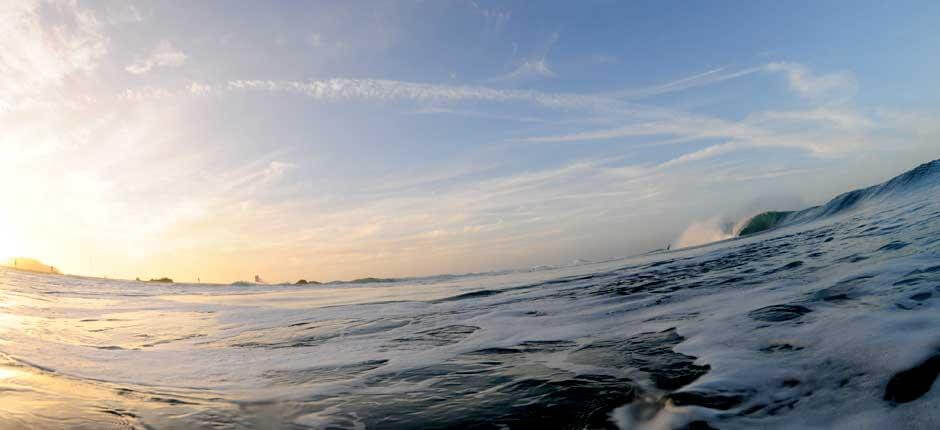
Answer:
0;0;937;284
0;216;22;263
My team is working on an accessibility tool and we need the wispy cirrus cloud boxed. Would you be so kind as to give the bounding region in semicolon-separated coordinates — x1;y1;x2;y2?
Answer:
764;62;856;99
605;62;855;101
126;40;187;74
488;31;559;83
657;142;742;168
491;58;556;82
410;106;549;123
226;78;613;111
746;107;874;130
0;0;107;106
611;66;763;99
115;60;881;175
503;62;877;164
209;61;879;173
513;104;878;162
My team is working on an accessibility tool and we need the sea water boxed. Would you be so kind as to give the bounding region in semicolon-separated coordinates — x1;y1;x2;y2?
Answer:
1;161;939;429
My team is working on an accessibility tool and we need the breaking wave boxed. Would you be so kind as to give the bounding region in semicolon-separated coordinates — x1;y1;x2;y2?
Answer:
738;159;940;237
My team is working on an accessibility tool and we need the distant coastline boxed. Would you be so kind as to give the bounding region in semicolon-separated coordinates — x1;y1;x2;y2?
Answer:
2;258;60;275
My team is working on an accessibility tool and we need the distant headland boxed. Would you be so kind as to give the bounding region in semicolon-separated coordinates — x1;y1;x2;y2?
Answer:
3;257;61;275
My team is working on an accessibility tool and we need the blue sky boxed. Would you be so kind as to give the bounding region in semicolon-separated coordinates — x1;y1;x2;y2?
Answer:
1;0;938;282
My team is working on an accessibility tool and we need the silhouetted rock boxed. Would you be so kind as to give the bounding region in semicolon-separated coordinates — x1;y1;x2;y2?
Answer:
148;277;173;283
295;279;322;285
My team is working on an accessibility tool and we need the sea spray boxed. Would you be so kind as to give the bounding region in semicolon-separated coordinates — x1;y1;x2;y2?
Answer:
674;215;753;249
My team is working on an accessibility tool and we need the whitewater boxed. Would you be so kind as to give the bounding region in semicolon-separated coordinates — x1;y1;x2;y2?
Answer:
1;160;940;429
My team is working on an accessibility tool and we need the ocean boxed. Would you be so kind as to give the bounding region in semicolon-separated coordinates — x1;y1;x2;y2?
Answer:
1;160;939;429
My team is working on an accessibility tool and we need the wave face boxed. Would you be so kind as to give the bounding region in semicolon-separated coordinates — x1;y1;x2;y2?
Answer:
738;211;793;236
1;160;940;429
740;159;940;236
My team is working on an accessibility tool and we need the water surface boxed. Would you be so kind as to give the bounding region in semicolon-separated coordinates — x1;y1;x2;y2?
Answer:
2;162;940;429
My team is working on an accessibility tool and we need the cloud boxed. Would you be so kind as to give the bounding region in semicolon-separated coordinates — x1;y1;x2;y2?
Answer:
118;86;174;101
219;62;874;178
121;60;881;187
0;0;107;101
490;58;556;82
602;62;854;101
517;104;875;146
126;40;187;74
514;104;877;162
187;82;212;95
658;142;742;168
226;78;614;111
764;62;856;99
411;106;548;123
747;107;874;130
514;113;753;144
263;161;295;180
489;31;559;82
220;159;297;195
611;66;762;99
504;61;877;165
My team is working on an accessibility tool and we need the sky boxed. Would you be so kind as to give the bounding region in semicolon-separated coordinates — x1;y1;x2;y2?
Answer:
1;0;938;283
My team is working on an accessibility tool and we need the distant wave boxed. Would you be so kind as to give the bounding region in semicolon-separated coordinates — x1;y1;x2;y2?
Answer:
739;159;940;237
